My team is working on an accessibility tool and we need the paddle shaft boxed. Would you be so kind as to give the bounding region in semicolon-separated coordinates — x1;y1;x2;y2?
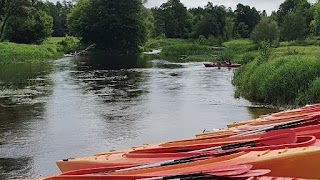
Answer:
138;172;225;180
109;130;294;173
231;118;315;137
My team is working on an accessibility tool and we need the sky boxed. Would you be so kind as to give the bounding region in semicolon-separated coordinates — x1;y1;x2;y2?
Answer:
48;0;317;15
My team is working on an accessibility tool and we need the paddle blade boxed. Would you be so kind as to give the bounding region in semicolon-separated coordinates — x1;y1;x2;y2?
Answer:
257;129;297;146
229;169;271;178
203;164;252;176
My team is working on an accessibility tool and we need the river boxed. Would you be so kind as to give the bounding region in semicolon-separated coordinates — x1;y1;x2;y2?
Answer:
0;56;277;179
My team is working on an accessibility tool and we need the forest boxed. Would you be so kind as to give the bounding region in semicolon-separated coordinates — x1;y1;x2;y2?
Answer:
1;0;320;52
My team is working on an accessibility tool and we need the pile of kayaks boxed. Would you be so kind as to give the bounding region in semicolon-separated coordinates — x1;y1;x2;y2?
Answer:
28;104;320;180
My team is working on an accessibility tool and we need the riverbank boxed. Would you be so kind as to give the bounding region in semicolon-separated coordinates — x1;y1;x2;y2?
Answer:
0;37;80;64
143;37;320;107
143;38;224;62
232;38;320;107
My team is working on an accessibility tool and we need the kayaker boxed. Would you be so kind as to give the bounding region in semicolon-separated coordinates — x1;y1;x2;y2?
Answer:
227;60;232;65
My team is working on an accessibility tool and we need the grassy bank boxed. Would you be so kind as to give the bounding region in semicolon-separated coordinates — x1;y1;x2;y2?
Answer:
143;38;223;62
231;38;320;106
0;37;80;64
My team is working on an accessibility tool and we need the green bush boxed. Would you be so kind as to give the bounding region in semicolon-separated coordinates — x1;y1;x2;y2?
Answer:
238;52;257;65
0;37;80;64
160;44;212;57
57;36;81;53
233;54;320;106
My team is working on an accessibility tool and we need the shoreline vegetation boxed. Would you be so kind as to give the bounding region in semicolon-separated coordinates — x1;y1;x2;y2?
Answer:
2;0;320;106
2;36;320;107
0;37;80;64
144;37;320;107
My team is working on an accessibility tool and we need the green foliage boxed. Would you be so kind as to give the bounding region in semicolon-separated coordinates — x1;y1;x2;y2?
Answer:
257;41;272;63
57;36;80;52
40;1;73;37
313;1;320;35
0;42;59;64
0;37;79;64
67;0;90;37
251;17;280;45
233;3;260;38
233;53;320;106
224;17;235;40
161;43;211;57
68;0;146;55
196;35;223;46
192;3;227;40
5;10;53;44
297;78;320;104
223;39;258;53
143;38;193;50
237;51;258;65
152;0;192;38
0;0;31;41
217;49;235;61
141;7;154;39
280;12;308;41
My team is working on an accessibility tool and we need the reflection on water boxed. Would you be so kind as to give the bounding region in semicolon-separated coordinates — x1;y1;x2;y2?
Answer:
247;107;279;119
0;55;278;179
0;157;33;180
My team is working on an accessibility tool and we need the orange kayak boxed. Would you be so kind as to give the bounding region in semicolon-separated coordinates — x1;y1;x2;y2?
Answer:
227;104;320;129
56;131;318;173
56;124;320;172
196;113;320;138
41;164;271;180
101;146;320;179
49;146;320;179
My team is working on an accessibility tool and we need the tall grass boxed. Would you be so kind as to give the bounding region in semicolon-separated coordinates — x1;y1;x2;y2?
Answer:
0;37;80;64
143;38;217;62
233;53;320;106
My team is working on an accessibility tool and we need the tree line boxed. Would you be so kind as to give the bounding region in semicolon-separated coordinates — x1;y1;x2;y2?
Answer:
1;0;320;54
0;0;72;44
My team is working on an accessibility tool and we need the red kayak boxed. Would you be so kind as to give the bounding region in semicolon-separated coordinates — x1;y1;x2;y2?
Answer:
43;164;271;180
204;63;241;67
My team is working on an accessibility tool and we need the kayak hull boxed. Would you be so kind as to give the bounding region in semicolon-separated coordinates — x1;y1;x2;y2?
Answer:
56;135;318;173
53;146;320;179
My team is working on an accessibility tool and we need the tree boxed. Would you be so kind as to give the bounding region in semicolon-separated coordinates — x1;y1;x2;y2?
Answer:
0;0;31;41
280;11;308;41
234;3;260;38
68;0;147;54
141;6;154;39
192;3;227;39
152;0;191;38
67;0;90;37
5;10;53;44
311;1;320;35
251;17;280;45
276;0;312;33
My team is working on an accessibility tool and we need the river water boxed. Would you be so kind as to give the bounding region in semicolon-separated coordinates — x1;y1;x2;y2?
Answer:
0;56;277;179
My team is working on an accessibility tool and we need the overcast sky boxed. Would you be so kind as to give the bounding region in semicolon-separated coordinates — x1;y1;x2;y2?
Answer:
48;0;317;15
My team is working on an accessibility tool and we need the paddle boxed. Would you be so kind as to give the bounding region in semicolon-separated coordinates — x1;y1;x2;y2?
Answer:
231;113;320;137
50;165;255;180
190;129;296;153
109;129;296;173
